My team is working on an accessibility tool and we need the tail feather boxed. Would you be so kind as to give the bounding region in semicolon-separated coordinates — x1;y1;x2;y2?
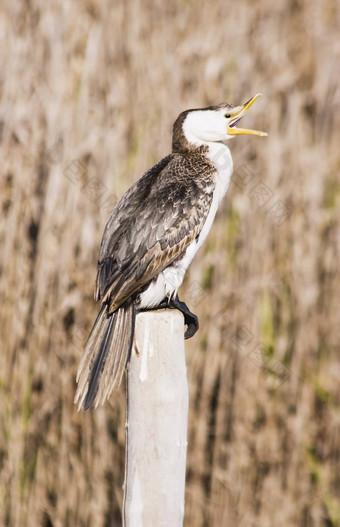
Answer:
75;304;108;404
74;302;135;410
100;308;124;405
83;313;115;410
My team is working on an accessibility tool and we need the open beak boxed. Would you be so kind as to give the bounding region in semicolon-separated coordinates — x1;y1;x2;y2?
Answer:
227;93;268;137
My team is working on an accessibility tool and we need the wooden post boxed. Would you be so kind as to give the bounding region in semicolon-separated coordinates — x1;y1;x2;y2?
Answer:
123;309;188;527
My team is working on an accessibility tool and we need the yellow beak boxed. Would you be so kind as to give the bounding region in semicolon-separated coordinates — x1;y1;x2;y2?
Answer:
227;93;268;137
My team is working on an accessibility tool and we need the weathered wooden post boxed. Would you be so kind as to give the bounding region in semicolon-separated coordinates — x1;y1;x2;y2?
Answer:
123;309;188;527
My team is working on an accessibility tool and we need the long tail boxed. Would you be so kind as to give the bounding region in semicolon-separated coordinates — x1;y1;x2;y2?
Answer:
74;302;136;411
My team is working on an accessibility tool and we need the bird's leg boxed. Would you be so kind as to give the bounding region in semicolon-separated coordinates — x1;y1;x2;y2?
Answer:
140;295;199;339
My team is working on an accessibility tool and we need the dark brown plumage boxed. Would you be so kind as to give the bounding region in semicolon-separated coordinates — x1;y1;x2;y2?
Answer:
75;96;266;410
96;153;214;312
75;141;216;410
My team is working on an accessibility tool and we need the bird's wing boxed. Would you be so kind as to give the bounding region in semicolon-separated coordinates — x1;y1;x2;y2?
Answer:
95;154;214;312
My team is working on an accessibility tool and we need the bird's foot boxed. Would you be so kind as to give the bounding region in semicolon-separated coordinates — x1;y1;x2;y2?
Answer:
140;296;199;339
169;295;199;339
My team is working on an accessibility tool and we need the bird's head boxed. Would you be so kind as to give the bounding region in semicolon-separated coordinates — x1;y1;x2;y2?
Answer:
173;94;268;152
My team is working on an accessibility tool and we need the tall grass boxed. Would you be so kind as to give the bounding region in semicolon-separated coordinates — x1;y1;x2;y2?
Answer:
1;1;339;525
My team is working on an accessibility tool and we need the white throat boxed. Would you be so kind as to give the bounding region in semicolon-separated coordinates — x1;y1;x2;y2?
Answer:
207;142;233;205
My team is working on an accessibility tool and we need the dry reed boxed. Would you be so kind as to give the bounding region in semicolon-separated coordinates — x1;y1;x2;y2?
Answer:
1;1;339;526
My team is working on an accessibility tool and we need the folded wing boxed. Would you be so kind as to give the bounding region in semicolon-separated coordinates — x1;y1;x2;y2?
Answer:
95;154;214;311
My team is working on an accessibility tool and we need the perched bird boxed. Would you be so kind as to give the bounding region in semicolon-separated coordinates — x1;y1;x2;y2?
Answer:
75;94;267;410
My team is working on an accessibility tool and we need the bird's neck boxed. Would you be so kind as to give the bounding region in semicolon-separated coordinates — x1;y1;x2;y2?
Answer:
173;133;233;177
172;124;232;165
172;117;211;154
206;141;233;191
205;141;233;173
172;136;209;155
172;119;233;192
172;136;233;203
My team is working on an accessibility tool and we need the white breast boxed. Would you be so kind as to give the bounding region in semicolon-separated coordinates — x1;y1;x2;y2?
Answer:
175;142;233;273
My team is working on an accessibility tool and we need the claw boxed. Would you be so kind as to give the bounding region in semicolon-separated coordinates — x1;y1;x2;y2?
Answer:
171;296;199;339
140;296;199;339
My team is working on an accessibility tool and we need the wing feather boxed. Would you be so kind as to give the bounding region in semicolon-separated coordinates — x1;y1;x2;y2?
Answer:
95;153;215;311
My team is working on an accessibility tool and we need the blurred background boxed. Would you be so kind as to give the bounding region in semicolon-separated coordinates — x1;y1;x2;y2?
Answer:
1;1;339;525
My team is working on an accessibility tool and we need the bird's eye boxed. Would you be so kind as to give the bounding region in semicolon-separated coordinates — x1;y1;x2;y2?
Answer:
225;114;231;119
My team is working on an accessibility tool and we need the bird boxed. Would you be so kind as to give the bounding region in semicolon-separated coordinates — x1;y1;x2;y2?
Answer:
74;94;267;410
